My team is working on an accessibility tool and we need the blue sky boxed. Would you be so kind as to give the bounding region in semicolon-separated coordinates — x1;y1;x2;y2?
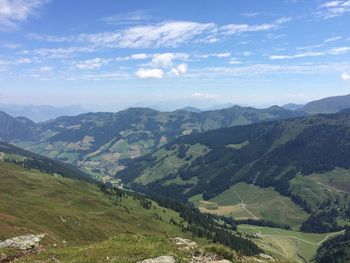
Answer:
1;0;350;110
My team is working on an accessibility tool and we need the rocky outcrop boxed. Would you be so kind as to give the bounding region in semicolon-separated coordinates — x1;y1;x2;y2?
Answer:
171;237;197;252
138;256;175;263
0;234;45;250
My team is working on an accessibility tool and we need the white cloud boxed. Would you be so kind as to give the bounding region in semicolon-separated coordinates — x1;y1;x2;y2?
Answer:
0;0;48;31
150;53;189;68
328;46;350;54
325;36;342;42
317;0;350;19
151;53;175;68
171;63;188;76
130;53;150;60
136;68;164;79
76;58;107;70
99;10;153;26
31;18;289;49
341;72;350;80
81;21;216;49
216;52;231;58
197;52;231;59
16;58;32;64
229;59;242;65
22;46;95;58
39;66;53;71
221;17;291;36
270;46;350;59
190;62;350;78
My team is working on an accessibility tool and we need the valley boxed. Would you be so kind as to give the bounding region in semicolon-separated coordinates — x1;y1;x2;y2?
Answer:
1;96;350;262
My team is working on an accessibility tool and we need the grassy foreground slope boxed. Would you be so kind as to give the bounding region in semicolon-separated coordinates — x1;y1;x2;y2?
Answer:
0;161;195;262
0;160;270;262
0;162;184;245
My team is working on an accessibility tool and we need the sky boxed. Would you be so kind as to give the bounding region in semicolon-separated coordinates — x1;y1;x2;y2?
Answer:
1;0;350;110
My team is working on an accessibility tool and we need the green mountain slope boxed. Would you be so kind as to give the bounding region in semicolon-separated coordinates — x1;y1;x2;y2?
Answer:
0;148;267;262
0;141;94;182
120;111;350;230
11;105;303;180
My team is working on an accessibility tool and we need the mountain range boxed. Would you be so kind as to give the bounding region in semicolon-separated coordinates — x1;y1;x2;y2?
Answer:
1;105;303;181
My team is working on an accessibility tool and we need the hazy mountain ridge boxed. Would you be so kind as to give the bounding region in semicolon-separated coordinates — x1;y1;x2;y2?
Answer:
8;105;303;180
0;104;85;122
300;94;350;114
0;111;38;142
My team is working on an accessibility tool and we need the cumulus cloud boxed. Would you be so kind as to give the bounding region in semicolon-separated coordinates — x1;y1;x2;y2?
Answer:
136;68;164;79
0;0;48;31
171;63;188;76
151;53;175;68
317;0;350;19
341;72;350;80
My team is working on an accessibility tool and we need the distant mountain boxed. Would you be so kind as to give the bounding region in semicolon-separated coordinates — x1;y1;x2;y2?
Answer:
0;104;85;122
300;94;350;114
4;105;304;180
0;111;37;141
282;103;304;110
179;106;202;113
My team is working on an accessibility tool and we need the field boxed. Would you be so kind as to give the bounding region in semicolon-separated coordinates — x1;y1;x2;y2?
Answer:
238;224;344;263
190;182;309;229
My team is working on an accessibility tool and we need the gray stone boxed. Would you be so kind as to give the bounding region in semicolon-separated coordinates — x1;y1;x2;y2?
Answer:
0;234;45;250
138;255;175;263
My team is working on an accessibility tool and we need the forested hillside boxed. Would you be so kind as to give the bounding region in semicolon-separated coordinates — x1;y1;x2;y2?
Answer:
120;110;350;232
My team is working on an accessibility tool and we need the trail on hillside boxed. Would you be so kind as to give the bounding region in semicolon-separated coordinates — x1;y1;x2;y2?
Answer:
233;190;259;219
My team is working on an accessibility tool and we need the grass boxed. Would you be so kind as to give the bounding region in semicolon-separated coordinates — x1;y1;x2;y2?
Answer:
238;224;344;263
18;234;190;263
0;161;188;247
191;183;309;229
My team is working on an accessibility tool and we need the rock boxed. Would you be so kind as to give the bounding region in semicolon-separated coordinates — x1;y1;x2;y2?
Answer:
0;234;45;250
138;255;175;263
191;254;232;262
171;237;197;252
259;253;275;261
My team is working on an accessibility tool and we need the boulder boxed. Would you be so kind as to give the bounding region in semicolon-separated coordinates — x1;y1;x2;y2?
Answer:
138;255;175;263
0;234;45;250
